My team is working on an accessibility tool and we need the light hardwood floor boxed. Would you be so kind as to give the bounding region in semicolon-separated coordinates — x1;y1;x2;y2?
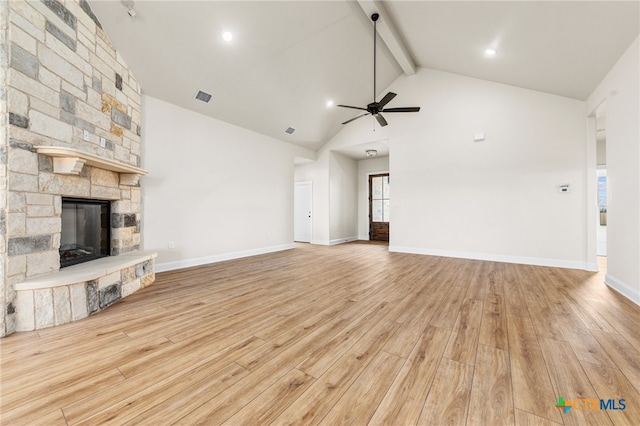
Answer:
1;242;639;425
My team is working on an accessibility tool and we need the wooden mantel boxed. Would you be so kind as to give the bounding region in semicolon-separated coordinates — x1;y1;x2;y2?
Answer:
35;146;148;186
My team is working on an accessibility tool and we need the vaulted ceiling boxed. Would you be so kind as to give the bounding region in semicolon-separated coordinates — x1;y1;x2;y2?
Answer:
89;1;639;151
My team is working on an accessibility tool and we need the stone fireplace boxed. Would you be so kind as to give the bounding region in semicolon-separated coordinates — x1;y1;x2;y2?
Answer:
9;148;156;332
1;0;156;336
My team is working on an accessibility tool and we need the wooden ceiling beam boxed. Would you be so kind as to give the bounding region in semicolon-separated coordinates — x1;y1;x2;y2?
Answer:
357;0;417;76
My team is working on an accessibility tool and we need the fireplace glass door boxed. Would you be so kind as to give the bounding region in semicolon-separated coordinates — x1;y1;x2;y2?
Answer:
60;198;111;268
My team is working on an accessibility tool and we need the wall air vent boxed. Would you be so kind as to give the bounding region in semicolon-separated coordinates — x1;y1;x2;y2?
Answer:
194;90;212;103
285;127;295;134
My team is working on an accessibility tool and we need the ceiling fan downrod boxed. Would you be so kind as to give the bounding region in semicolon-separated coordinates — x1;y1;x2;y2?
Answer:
372;13;379;104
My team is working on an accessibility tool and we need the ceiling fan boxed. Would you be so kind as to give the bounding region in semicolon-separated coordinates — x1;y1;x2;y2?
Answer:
338;13;420;127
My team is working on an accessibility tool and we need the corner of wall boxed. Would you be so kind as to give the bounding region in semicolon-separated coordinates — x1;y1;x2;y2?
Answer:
605;273;640;306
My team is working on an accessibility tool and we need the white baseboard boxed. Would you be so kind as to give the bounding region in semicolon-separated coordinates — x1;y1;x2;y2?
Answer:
605;274;640;305
330;236;358;245
311;236;358;246
585;262;599;272
388;246;593;270
155;243;295;273
358;235;370;241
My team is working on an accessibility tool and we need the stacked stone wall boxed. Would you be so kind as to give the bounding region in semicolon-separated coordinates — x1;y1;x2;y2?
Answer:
1;0;10;337
2;0;147;336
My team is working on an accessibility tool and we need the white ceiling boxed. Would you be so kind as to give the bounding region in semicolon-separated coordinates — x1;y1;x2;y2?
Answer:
89;1;639;151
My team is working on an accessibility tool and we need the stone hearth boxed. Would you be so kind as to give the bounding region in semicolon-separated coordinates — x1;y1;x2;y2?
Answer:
15;251;156;331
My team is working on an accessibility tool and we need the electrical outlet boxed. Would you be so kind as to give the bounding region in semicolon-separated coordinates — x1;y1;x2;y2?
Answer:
100;137;106;148
83;130;90;141
168;241;175;249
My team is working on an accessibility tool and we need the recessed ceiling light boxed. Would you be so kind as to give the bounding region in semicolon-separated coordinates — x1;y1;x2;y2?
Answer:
326;100;334;108
222;31;233;42
485;48;497;56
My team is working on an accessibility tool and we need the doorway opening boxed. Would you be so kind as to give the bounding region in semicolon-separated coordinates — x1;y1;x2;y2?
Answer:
595;110;607;260
588;102;607;271
369;173;389;242
597;167;607;256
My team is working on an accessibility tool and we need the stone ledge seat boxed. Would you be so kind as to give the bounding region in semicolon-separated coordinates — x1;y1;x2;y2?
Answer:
14;251;157;332
15;251;157;290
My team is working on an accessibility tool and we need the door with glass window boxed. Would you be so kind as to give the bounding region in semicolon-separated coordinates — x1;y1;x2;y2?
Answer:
369;173;389;241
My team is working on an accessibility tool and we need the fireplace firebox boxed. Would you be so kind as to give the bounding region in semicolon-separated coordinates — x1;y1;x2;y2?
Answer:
59;198;111;268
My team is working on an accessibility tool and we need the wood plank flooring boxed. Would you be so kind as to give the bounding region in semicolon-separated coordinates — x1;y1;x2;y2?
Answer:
1;242;640;425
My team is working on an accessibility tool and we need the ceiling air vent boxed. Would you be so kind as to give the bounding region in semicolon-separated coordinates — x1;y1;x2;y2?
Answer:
194;90;212;103
285;127;295;134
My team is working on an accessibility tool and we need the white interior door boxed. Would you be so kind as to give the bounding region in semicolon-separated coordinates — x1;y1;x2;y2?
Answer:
294;181;312;242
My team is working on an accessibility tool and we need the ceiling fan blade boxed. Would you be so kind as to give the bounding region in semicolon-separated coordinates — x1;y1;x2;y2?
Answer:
337;104;368;111
382;107;421;113
378;92;397;108
342;113;370;125
375;113;388;127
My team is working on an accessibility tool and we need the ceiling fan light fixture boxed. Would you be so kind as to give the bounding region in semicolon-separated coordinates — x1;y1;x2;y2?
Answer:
366;149;378;157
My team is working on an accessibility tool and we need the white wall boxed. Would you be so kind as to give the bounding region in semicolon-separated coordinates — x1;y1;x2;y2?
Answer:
596;140;606;165
357;157;389;239
329;152;358;244
323;68;589;269
142;96;304;271
587;36;640;304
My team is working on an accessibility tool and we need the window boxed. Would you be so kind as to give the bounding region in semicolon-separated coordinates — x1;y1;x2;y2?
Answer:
371;175;390;223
